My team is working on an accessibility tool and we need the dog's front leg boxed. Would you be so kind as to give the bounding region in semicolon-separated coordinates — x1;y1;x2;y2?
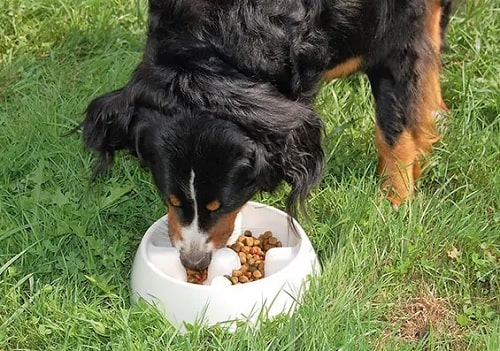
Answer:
366;2;448;208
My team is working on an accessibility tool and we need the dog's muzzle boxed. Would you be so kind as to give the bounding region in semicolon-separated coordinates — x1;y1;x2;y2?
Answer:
179;249;212;271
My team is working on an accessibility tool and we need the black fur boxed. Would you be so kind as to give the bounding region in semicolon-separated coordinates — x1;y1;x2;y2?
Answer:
82;0;452;221
440;0;453;50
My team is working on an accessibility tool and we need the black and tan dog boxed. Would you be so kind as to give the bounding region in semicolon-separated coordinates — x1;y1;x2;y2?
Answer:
82;0;452;270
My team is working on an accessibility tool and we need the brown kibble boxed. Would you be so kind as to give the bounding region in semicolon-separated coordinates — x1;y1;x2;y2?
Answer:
261;231;272;239
231;242;244;252
187;228;281;286
258;262;265;272
226;230;281;285
238;252;247;264
244;237;254;246
186;268;208;285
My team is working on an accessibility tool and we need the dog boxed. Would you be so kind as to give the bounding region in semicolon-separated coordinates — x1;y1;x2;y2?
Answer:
81;0;452;270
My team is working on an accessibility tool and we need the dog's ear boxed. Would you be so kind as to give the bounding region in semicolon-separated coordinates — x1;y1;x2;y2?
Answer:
224;87;324;218
259;106;324;219
130;108;165;169
281;108;324;218
82;88;133;175
249;141;282;193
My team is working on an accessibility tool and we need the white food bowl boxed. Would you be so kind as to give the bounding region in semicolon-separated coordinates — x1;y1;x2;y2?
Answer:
130;201;320;330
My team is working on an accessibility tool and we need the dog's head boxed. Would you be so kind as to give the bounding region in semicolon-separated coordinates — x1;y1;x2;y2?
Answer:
135;111;269;271
82;78;323;270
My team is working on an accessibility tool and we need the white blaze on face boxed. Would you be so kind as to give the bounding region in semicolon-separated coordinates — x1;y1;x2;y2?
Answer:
176;170;213;252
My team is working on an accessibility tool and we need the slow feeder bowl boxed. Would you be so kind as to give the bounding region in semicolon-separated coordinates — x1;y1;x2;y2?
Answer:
130;201;320;330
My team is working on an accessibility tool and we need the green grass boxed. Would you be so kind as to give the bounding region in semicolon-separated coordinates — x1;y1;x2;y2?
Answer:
0;0;498;349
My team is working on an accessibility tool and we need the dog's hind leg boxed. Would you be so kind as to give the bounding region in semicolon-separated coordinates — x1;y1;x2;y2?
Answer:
367;0;447;207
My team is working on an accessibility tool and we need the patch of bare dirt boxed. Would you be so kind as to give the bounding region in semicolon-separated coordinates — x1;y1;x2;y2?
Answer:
379;291;465;349
394;295;455;341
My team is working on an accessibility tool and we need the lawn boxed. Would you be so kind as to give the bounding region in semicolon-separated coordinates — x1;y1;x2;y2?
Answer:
0;0;498;350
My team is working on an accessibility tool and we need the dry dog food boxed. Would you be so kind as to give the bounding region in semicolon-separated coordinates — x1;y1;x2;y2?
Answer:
186;268;208;285
185;230;282;285
226;230;282;285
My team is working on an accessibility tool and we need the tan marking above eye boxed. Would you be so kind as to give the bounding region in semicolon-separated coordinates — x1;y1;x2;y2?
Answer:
168;194;182;207
206;200;221;212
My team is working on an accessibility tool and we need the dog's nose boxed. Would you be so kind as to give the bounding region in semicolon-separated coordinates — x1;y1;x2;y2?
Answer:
179;250;212;271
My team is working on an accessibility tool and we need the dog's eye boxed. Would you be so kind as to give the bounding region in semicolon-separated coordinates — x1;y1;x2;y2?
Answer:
205;200;221;212
168;194;182;207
